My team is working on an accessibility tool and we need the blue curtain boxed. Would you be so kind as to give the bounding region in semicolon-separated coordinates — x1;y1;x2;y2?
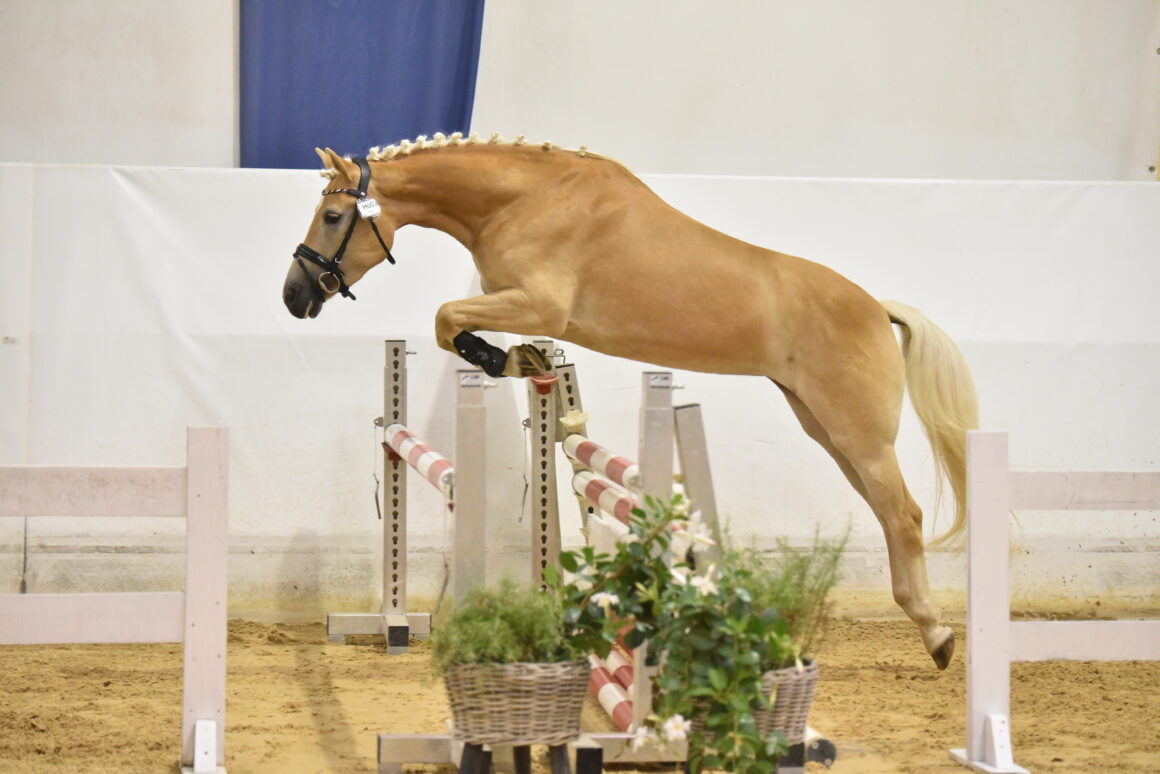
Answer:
240;0;485;169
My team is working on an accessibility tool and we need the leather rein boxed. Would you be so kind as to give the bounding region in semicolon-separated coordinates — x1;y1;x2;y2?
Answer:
292;155;395;301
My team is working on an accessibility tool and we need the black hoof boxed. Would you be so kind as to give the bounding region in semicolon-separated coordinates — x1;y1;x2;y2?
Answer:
932;630;955;670
504;343;553;377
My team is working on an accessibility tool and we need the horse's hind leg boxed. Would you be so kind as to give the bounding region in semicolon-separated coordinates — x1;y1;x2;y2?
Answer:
776;382;869;501
851;445;953;668
782;383;954;669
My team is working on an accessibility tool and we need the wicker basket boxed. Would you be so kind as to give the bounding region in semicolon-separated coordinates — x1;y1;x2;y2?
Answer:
754;659;819;745
443;660;590;746
690;660;819;746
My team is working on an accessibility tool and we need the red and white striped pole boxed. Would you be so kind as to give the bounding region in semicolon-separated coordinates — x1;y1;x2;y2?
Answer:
563;434;641;490
588;654;634;732
572;470;638;525
383;424;454;501
606;640;635;692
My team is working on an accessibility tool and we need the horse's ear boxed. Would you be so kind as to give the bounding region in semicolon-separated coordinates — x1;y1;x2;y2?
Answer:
320;147;357;181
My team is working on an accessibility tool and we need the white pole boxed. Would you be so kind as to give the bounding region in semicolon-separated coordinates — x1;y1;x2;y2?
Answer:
453;370;487;602
180;427;229;772
632;372;674;730
950;431;1027;774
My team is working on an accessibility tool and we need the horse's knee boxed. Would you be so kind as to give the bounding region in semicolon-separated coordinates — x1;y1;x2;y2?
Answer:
435;301;462;339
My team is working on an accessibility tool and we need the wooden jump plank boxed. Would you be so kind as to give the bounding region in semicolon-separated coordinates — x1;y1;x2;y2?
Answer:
1011;620;1160;662
0;591;185;644
0;466;187;517
1010;470;1160;510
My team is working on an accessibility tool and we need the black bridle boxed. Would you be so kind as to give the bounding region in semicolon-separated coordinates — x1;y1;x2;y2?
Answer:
293;155;396;301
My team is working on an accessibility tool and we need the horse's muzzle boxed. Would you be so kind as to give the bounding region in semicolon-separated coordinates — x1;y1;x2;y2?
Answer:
282;271;324;319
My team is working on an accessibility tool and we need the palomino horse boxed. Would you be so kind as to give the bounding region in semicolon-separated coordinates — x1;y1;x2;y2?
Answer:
282;134;978;669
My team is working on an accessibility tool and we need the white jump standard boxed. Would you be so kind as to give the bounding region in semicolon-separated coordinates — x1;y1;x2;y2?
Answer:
949;431;1160;773
326;340;489;651
0;427;230;774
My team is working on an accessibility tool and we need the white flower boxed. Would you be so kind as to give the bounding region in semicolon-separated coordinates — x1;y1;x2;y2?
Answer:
670;567;691;586
670;509;716;558
662;714;692;743
670;496;690;517
689;536;716;555
691;569;719;597
630;725;659;751
591;591;619;615
686;510;717;554
670;528;693;558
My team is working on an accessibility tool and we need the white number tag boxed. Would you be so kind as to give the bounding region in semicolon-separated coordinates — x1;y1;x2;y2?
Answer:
648;373;672;389
356;197;381;220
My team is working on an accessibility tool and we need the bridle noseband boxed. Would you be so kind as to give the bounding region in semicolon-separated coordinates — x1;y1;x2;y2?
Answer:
293;155;396;301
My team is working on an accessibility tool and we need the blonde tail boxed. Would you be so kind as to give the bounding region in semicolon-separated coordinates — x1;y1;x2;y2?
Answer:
881;300;979;549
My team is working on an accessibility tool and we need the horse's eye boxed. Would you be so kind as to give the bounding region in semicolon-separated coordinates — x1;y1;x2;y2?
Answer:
323;210;342;225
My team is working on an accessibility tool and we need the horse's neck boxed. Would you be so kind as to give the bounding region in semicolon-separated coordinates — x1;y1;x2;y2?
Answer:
377;148;556;249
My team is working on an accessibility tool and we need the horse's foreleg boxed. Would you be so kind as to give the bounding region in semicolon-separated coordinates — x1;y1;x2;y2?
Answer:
435;289;565;378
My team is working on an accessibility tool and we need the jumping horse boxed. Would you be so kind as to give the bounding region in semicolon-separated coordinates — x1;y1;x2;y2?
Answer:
282;134;978;669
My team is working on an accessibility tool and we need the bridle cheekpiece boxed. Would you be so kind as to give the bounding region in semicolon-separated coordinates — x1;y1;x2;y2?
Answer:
292;155;395;301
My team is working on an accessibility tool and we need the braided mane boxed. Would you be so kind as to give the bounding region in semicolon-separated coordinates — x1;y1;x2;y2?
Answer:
319;132;602;178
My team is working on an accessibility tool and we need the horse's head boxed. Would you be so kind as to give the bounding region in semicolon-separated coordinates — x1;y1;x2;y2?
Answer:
282;148;397;318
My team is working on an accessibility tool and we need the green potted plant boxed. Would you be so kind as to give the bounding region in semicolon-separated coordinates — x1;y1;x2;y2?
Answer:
548;495;844;774
431;578;592;748
724;532;845;761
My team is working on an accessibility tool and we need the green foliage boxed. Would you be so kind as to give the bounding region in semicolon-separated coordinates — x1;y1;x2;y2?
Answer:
432;497;845;772
728;528;847;664
647;549;792;774
548;495;845;774
431;577;583;672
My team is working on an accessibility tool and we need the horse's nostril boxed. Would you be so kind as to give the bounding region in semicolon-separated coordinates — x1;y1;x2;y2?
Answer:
283;285;297;305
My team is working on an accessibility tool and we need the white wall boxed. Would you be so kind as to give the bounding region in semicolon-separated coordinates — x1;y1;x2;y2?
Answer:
0;0;237;167
473;0;1160;180
1;164;1156;616
0;1;1156;179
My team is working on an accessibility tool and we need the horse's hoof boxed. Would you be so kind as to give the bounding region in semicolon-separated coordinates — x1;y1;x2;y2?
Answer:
503;344;552;378
931;629;955;670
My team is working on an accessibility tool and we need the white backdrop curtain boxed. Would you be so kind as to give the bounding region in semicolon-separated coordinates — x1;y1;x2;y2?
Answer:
1;164;1156;612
